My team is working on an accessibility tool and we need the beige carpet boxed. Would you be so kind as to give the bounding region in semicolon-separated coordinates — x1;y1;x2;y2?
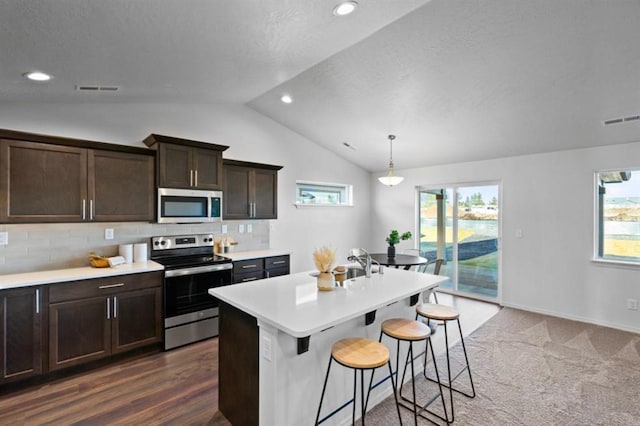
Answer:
367;307;640;425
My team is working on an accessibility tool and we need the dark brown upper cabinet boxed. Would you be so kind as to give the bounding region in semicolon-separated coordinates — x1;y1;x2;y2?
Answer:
0;130;155;223
223;159;282;220
143;134;229;190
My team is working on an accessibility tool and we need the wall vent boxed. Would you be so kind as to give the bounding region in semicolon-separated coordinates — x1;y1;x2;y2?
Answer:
603;114;640;126
75;85;120;92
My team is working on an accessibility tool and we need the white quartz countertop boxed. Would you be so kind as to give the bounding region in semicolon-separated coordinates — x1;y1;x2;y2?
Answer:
221;249;290;262
209;267;446;338
0;261;164;290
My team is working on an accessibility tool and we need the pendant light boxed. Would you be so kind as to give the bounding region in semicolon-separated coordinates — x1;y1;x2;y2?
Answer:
378;134;404;186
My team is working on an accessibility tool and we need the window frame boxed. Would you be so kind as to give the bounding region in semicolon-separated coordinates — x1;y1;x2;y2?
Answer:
294;180;354;207
593;168;640;266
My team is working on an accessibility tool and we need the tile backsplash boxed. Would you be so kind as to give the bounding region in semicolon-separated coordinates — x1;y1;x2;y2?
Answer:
0;221;269;275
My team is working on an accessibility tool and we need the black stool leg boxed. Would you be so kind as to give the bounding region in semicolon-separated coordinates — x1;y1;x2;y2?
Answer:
425;336;450;424
388;360;403;425
457;318;476;398
352;369;357;426
315;356;333;425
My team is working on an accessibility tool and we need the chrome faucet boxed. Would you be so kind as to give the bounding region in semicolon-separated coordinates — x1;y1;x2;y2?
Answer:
347;248;374;278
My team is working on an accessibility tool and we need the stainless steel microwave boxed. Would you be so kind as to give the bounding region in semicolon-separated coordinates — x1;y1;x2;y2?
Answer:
157;188;222;223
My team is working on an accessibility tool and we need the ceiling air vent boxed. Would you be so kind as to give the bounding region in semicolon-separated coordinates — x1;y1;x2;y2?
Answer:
603;114;640;126
75;85;120;92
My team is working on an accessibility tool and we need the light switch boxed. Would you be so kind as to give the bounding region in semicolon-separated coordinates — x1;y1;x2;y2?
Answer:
105;228;114;240
239;224;245;233
0;231;8;245
221;224;228;234
515;229;523;238
247;224;253;233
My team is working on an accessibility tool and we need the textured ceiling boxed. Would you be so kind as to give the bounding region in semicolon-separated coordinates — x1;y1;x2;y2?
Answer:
2;0;640;172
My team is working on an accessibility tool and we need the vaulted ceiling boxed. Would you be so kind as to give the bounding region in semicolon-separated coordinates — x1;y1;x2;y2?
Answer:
2;0;639;172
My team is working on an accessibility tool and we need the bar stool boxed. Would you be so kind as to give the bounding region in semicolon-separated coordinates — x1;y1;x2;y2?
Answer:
374;318;449;425
416;303;476;423
315;337;402;425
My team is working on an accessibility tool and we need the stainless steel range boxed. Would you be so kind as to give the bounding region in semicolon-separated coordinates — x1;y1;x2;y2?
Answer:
150;234;232;350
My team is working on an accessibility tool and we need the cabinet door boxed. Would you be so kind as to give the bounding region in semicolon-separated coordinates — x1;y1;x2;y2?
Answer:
223;165;252;219
0;287;42;383
253;168;278;219
89;150;154;221
49;296;111;371
0;140;87;222
158;143;192;189
192;147;222;190
111;287;162;354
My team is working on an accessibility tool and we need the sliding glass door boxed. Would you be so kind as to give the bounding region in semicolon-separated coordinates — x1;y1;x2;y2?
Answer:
418;183;500;301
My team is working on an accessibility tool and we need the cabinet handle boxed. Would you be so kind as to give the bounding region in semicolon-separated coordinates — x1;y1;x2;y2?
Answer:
106;297;110;320
89;199;94;220
242;277;258;282
266;271;270;278
242;264;258;269
190;169;194;187
252;203;256;217
113;296;118;318
35;288;40;314
99;283;125;289
272;260;286;265
82;199;86;220
194;170;198;187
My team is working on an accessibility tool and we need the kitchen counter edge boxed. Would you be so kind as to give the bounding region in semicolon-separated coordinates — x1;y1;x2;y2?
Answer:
0;261;164;290
221;249;290;262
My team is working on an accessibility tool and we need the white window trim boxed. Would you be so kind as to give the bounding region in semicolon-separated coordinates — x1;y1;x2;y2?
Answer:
294;180;354;207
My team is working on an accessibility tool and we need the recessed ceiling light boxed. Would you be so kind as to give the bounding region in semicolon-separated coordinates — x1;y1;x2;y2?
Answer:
333;1;358;16
281;94;293;104
23;71;53;81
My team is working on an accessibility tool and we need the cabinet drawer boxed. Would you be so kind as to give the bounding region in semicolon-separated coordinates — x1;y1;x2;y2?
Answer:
233;259;264;274
49;271;162;303
265;255;289;270
266;267;289;279
233;270;265;284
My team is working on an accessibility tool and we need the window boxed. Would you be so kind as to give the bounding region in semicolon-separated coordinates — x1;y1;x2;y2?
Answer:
596;170;640;263
295;181;353;206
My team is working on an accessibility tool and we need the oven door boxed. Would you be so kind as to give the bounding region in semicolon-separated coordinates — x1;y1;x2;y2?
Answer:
164;263;232;319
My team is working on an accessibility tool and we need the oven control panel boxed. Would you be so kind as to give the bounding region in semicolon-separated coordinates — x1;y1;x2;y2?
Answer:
151;234;215;250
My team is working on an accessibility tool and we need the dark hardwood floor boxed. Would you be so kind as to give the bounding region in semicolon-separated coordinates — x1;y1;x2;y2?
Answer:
0;338;231;425
0;294;498;425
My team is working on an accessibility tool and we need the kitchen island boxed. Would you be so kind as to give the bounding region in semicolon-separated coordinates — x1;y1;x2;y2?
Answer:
209;266;447;425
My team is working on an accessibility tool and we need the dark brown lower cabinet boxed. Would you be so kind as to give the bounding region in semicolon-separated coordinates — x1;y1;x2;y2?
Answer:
49;272;162;372
0;287;43;384
219;302;259;426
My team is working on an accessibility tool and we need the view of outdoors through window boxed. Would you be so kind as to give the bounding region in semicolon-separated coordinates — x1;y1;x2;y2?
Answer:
598;170;640;262
419;184;499;300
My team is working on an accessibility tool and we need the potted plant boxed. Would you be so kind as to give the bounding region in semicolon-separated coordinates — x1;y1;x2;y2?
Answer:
385;230;412;258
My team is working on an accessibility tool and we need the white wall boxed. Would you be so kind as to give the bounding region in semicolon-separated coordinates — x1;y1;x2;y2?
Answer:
0;103;372;274
371;141;640;333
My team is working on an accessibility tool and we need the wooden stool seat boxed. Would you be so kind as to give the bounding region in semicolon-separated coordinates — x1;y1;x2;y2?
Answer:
332;337;389;369
381;318;431;341
416;302;460;321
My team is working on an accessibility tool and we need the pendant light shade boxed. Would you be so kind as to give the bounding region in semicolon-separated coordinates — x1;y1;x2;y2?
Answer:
378;134;404;186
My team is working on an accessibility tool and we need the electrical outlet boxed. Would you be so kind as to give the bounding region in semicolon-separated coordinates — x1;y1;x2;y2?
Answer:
0;231;8;245
628;298;638;311
239;224;245;233
247;223;253;233
105;228;114;240
262;336;272;361
221;224;228;234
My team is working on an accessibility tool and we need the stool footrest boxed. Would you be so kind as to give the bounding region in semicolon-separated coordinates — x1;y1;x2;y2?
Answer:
398;394;450;425
424;366;476;398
